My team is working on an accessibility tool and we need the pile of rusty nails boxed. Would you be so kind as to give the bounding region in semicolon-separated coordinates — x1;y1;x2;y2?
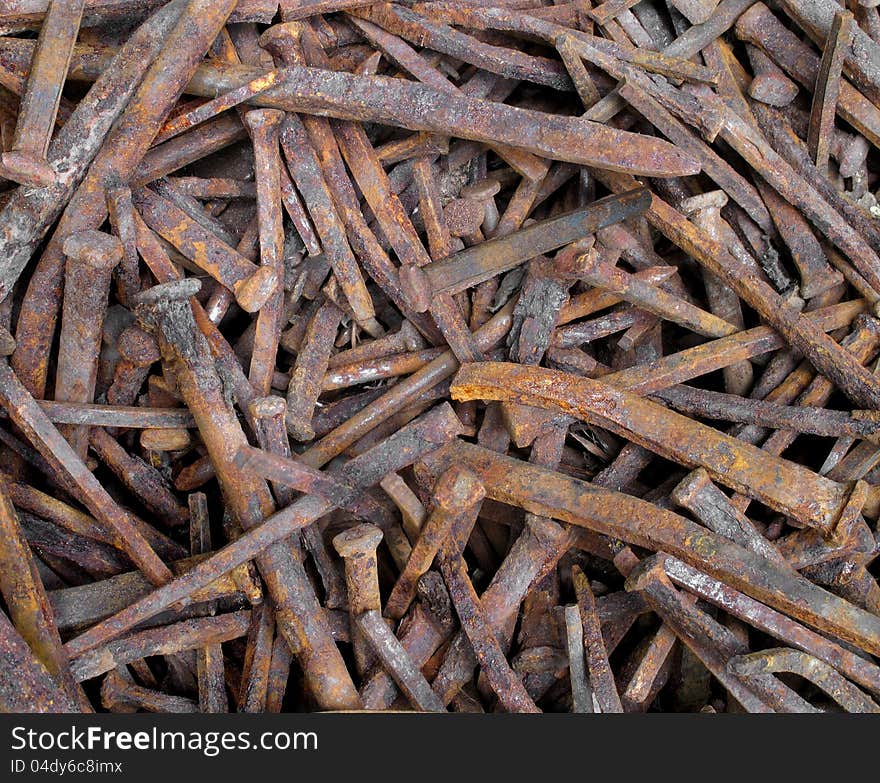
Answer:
0;0;879;716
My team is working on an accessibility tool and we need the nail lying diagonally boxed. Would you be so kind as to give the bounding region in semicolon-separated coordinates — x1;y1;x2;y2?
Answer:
451;362;861;535
64;404;464;658
671;469;791;568
0;361;172;586
399;188;651;312
352;3;573;90
90;427;190;531
661;556;880;698
577;252;738;338
133;186;277;313
0;0;186;303
5;41;703;177
728;648;880;713
48;552;257;634
0;0;85;186
297;294;862;476
233;445;392;528
0;607;80;713
153;68;288;147
418;440;880;658
11;0;239;401
70;611;253;682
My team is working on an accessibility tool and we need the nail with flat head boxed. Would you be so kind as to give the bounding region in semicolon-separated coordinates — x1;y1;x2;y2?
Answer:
55;230;123;459
461;177;502;235
385;465;485;621
107;325;160;406
244;108;286;398
746;44;799;107
444;198;486;246
400;189;651;312
333;522;385;675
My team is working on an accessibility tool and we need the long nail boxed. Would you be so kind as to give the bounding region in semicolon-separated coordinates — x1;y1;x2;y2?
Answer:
399;188;650;311
278;112;380;335
1;0;85;186
244;108;286;396
74;611;252;683
385;465;484;620
134;187;277;313
333;523;384;674
55;230;122;459
89;427;189;529
188;492;228;713
64;404;463;657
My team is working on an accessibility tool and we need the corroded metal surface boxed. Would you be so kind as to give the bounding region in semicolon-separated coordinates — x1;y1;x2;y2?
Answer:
1;0;879;716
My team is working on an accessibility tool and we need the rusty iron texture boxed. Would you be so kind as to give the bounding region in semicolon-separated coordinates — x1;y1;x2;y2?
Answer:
1;0;85;186
2;0;880;716
451;362;860;535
